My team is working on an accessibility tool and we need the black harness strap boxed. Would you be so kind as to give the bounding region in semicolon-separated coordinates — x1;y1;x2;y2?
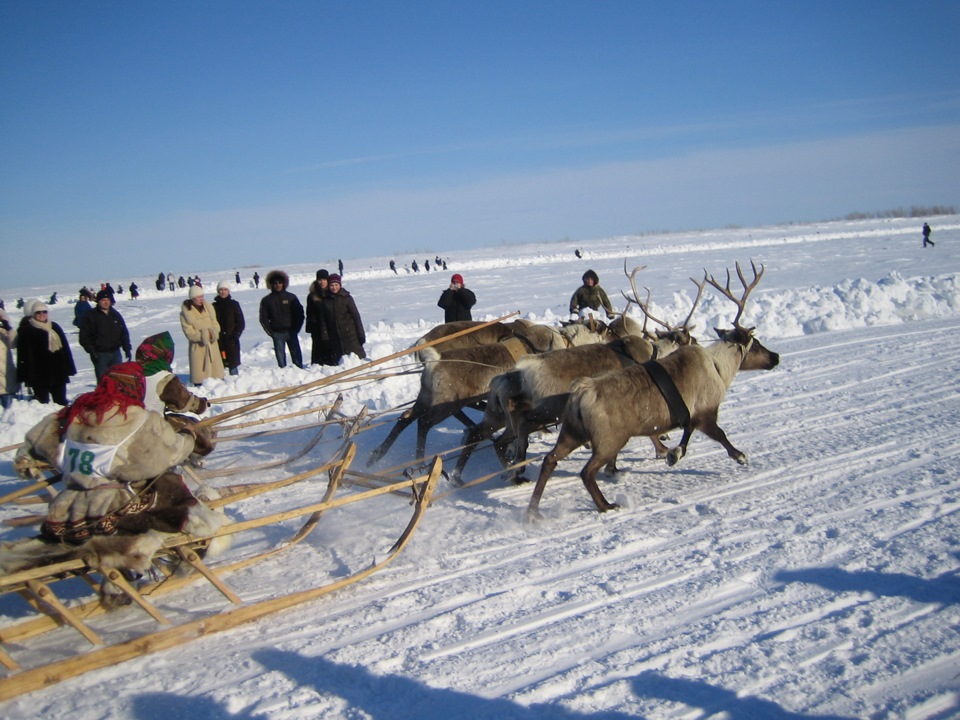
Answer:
642;360;690;428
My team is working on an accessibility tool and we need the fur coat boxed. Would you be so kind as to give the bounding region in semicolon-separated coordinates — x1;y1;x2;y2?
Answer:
0;308;17;395
180;299;225;384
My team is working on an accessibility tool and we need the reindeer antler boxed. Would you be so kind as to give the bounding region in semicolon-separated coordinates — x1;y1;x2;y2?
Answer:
704;260;764;328
617;261;648;314
679;275;707;332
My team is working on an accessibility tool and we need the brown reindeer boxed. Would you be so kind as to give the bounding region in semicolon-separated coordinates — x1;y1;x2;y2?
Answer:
367;319;630;465
449;267;704;484
526;261;779;518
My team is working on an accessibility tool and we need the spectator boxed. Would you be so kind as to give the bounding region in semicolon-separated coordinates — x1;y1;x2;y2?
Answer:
253;271;260;288
389;259;397;274
17;301;76;405
259;270;304;369
306;269;336;366
923;222;934;248
438;273;477;322
235;271;241;284
167;272;175;291
79;289;132;382
129;282;139;299
180;285;224;385
0;305;18;409
319;274;366;363
73;289;93;328
569;269;614;320
213;280;245;376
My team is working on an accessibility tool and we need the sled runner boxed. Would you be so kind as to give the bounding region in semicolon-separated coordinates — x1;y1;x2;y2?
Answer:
0;447;442;701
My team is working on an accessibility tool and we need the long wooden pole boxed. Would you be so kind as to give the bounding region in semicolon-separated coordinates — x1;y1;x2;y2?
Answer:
0;457;441;702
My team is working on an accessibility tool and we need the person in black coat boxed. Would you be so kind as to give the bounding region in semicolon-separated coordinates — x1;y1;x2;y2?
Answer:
438;273;477;322
319;274;366;363
305;269;336;366
259;269;304;369
17;302;76;405
213;281;245;375
79;289;132;382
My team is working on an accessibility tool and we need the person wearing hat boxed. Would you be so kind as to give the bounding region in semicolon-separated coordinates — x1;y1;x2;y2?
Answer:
73;289;93;328
16;301;76;405
213;280;245;376
319;274;366;363
305;269;336;365
180;285;225;385
258;269;304;369
569;269;614;320
79;289;132;383
438;273;476;323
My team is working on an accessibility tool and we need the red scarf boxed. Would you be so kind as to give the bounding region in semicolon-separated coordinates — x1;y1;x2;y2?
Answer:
57;362;146;436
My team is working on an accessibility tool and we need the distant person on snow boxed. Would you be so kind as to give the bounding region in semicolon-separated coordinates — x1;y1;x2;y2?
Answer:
569;269;614;320
438;274;476;322
923;222;934;248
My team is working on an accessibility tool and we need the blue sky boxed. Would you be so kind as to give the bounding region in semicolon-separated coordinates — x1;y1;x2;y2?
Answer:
1;0;958;288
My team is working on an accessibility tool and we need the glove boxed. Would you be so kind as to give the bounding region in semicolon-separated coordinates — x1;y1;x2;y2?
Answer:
124;349;132;362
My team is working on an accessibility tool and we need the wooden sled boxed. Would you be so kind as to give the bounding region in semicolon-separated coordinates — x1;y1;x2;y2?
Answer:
0;448;442;701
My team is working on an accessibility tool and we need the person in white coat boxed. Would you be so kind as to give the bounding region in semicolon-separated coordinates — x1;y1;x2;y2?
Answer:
180;286;224;386
0;306;18;409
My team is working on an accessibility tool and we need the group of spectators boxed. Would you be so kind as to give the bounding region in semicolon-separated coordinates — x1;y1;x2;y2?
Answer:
0;261;616;410
260;269;366;370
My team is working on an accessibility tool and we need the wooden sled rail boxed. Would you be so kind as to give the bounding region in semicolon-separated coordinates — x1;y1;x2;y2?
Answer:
0;457;442;701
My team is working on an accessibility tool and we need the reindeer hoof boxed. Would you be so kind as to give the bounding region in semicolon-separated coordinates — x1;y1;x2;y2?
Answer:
511;474;530;485
734;452;748;465
525;507;544;523
666;450;681;467
598;503;621;513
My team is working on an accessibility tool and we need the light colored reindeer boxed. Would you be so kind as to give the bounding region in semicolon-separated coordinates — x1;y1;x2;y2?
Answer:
526;261;779;518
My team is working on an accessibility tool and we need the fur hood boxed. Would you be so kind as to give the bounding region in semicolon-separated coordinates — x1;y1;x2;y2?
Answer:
265;269;290;290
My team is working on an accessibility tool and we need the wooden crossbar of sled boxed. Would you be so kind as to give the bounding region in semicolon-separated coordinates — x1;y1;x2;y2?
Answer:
0;448;443;701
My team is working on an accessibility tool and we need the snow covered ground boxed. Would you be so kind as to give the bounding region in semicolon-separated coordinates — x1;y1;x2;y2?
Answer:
1;216;959;718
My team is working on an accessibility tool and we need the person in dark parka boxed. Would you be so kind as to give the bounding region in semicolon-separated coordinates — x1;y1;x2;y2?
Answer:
17;301;76;405
259;269;304;369
319;274;366;363
305;269;337;366
213;280;245;375
437;273;477;322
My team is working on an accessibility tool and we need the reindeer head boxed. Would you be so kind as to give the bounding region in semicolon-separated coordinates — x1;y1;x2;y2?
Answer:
706;261;779;370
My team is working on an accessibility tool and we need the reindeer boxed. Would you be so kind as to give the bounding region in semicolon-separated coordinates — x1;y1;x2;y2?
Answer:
526;261;780;518
449;265;704;484
412;320;519;360
367;318;632;465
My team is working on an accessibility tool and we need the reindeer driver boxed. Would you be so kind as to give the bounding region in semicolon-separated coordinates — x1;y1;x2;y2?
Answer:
569;269;615;322
6;363;222;590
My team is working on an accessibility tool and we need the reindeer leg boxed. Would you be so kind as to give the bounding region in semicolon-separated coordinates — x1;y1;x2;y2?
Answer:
581;453;619;512
526;428;581;521
698;417;747;465
367;408;419;465
665;426;695;467
450;416;500;486
649;434;669;459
